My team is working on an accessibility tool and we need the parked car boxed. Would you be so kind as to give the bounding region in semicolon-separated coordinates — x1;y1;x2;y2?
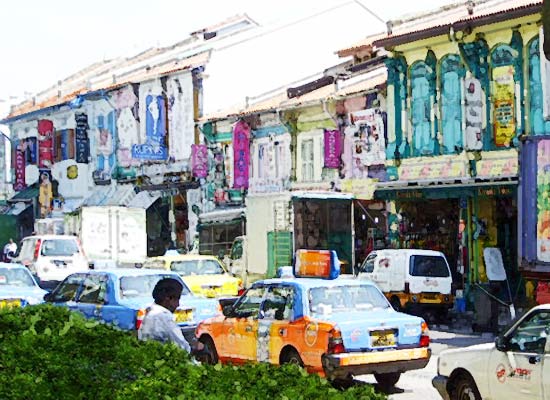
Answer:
196;249;431;387
433;304;550;400
15;235;89;288
43;268;221;338
0;262;48;308
143;254;244;298
356;249;454;318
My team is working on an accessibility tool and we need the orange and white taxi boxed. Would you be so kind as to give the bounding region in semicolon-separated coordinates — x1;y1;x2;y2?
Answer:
196;250;431;386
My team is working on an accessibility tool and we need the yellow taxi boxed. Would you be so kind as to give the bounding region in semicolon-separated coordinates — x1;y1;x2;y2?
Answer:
143;253;243;298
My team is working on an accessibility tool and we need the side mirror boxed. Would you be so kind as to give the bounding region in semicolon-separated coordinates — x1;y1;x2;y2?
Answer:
495;335;509;352
43;292;52;302
222;305;234;317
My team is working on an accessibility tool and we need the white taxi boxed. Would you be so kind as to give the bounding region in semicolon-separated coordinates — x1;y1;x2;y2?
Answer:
433;304;550;400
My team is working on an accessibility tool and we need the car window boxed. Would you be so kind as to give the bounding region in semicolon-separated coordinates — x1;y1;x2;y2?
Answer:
142;259;166;270
50;274;86;302
261;286;294;320
0;268;36;287
170;259;225;276
309;284;390;314
360;253;377;273
19;239;37;261
119;274;191;299
409;255;450;277
231;240;243;260
41;239;80;257
233;287;266;318
77;275;108;304
508;311;550;354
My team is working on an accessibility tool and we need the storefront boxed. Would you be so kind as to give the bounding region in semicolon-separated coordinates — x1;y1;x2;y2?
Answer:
197;207;246;258
353;199;387;267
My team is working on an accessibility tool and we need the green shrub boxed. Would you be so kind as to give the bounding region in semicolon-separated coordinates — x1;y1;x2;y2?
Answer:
0;305;386;400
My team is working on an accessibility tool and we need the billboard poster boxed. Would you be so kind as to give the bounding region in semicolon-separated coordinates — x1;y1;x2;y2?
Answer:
37;119;54;168
132;94;168;160
537;139;550;262
191;144;208;178
232;120;250;189
464;78;484;150
492;66;516;147
347;109;386;178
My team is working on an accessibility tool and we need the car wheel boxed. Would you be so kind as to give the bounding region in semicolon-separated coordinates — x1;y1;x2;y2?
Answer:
450;375;481;400
199;336;219;364
390;297;401;312
330;376;355;389
280;347;303;367
374;372;401;388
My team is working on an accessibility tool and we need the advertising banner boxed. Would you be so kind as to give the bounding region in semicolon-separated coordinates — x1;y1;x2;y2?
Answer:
323;129;341;168
233;120;250;189
191;144;208;178
492;66;516;147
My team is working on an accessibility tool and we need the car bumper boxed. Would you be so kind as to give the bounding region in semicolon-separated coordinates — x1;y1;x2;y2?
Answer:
432;375;449;400
322;347;431;380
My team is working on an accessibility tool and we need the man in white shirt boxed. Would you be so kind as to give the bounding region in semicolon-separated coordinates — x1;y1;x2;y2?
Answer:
138;278;204;354
3;239;17;262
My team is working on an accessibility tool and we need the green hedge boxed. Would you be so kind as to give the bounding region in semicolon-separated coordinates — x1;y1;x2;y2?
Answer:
0;305;386;400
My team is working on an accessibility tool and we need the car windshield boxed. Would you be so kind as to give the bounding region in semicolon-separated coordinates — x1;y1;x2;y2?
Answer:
309;284;390;314
409;255;450;277
19;239;37;261
0;268;36;287
119;274;191;298
170;259;225;276
41;239;79;257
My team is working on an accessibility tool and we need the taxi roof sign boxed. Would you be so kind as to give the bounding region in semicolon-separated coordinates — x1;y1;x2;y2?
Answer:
294;249;340;279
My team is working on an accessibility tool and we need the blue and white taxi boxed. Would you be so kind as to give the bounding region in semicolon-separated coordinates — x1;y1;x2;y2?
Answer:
0;262;48;308
196;250;431;387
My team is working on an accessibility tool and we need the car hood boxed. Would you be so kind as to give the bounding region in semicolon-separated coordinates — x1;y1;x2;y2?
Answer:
312;309;425;350
0;285;48;304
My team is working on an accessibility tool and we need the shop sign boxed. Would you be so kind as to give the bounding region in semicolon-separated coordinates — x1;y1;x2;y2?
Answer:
233;120;250;189
14;145;26;191
475;149;518;178
75;113;90;164
132;95;168;160
476;186;515;198
294;249;339;279
323;129;341;168
492;66;516;147
398;156;469;181
340;179;376;200
191;144;208;178
37;119;54;168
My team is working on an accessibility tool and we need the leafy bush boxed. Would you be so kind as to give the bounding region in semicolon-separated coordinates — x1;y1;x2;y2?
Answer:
0;305;386;400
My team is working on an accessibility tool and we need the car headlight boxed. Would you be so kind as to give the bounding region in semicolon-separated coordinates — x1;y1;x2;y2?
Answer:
25;296;42;305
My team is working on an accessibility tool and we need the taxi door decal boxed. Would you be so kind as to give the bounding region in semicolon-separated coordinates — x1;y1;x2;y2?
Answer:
257;319;273;362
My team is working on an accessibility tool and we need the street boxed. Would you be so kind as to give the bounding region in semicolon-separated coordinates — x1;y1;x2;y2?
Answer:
357;327;495;399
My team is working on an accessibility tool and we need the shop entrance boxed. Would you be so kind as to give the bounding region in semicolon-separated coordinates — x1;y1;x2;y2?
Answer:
353;200;387;268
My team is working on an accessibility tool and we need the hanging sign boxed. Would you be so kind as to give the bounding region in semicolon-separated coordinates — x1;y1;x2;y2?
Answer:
75;113;90;163
14;145;26;191
233;120;250;189
294;249;340;279
492;66;516;147
191;144;208;178
37;119;54;168
323;129;341;168
132;95;168;160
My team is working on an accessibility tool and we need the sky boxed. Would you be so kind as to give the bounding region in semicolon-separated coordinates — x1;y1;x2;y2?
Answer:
0;0;457;120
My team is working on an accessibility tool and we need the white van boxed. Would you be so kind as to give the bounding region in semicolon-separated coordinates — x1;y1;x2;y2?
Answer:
356;249;454;315
16;235;89;286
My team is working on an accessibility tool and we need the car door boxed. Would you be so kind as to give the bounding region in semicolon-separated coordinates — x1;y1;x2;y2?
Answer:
488;310;550;400
221;285;265;362
48;274;86;312
75;274;108;322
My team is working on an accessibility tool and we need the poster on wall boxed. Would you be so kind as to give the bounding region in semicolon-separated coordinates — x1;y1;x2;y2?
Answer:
323;129;341;168
537;139;550;262
492;66;516;147
114;86;140;169
191;144;208;178
75;113;90;163
233;120;250;189
37;119;54;168
347;109;386;178
167;73;194;162
93;111;116;183
132;95;168;160
464;78;484;150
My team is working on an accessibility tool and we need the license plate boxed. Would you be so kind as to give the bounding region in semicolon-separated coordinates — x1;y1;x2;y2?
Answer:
0;299;21;309
175;309;193;322
370;329;396;347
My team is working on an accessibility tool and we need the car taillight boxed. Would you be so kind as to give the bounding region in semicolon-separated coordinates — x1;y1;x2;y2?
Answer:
327;329;346;354
136;308;146;330
420;321;430;347
33;239;42;261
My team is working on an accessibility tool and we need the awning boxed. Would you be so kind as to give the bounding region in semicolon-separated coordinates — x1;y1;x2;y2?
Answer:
198;207;246;224
0;202;32;216
291;191;354;200
7;186;39;203
82;184;137;207
127;191;160;209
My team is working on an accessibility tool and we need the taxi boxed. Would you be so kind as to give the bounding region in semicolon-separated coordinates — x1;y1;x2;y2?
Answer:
143;253;243;298
0;262;48;308
433;304;550;400
196;250;431;387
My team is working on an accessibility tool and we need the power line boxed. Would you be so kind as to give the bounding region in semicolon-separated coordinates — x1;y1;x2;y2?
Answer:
352;0;386;25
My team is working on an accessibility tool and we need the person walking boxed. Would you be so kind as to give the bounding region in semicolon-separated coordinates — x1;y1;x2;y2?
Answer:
3;239;17;262
138;278;204;355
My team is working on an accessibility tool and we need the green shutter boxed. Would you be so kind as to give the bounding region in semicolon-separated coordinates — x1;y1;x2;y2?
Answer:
267;231;293;278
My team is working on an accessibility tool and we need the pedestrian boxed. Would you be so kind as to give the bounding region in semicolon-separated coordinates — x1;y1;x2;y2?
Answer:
138;278;204;356
3;239;17;262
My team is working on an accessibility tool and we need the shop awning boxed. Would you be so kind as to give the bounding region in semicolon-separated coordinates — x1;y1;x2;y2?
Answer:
7;186;39;203
0;202;32;216
82;185;138;207
291;191;354;200
127;191;160;209
198;207;246;224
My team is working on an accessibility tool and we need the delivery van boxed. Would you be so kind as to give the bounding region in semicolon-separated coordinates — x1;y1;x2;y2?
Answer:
356;249;454;317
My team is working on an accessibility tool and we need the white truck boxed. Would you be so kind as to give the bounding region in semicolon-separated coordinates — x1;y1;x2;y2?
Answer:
356;249;454;318
80;206;147;269
433;304;550;400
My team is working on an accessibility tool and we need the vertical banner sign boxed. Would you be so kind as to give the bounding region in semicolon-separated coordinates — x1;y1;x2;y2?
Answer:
14;144;26;191
191;144;208;178
232;120;250;189
132;95;168;160
75;113;90;163
37;119;54;168
464;78;484;150
537;139;550;262
493;66;516;147
323;129;341;168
